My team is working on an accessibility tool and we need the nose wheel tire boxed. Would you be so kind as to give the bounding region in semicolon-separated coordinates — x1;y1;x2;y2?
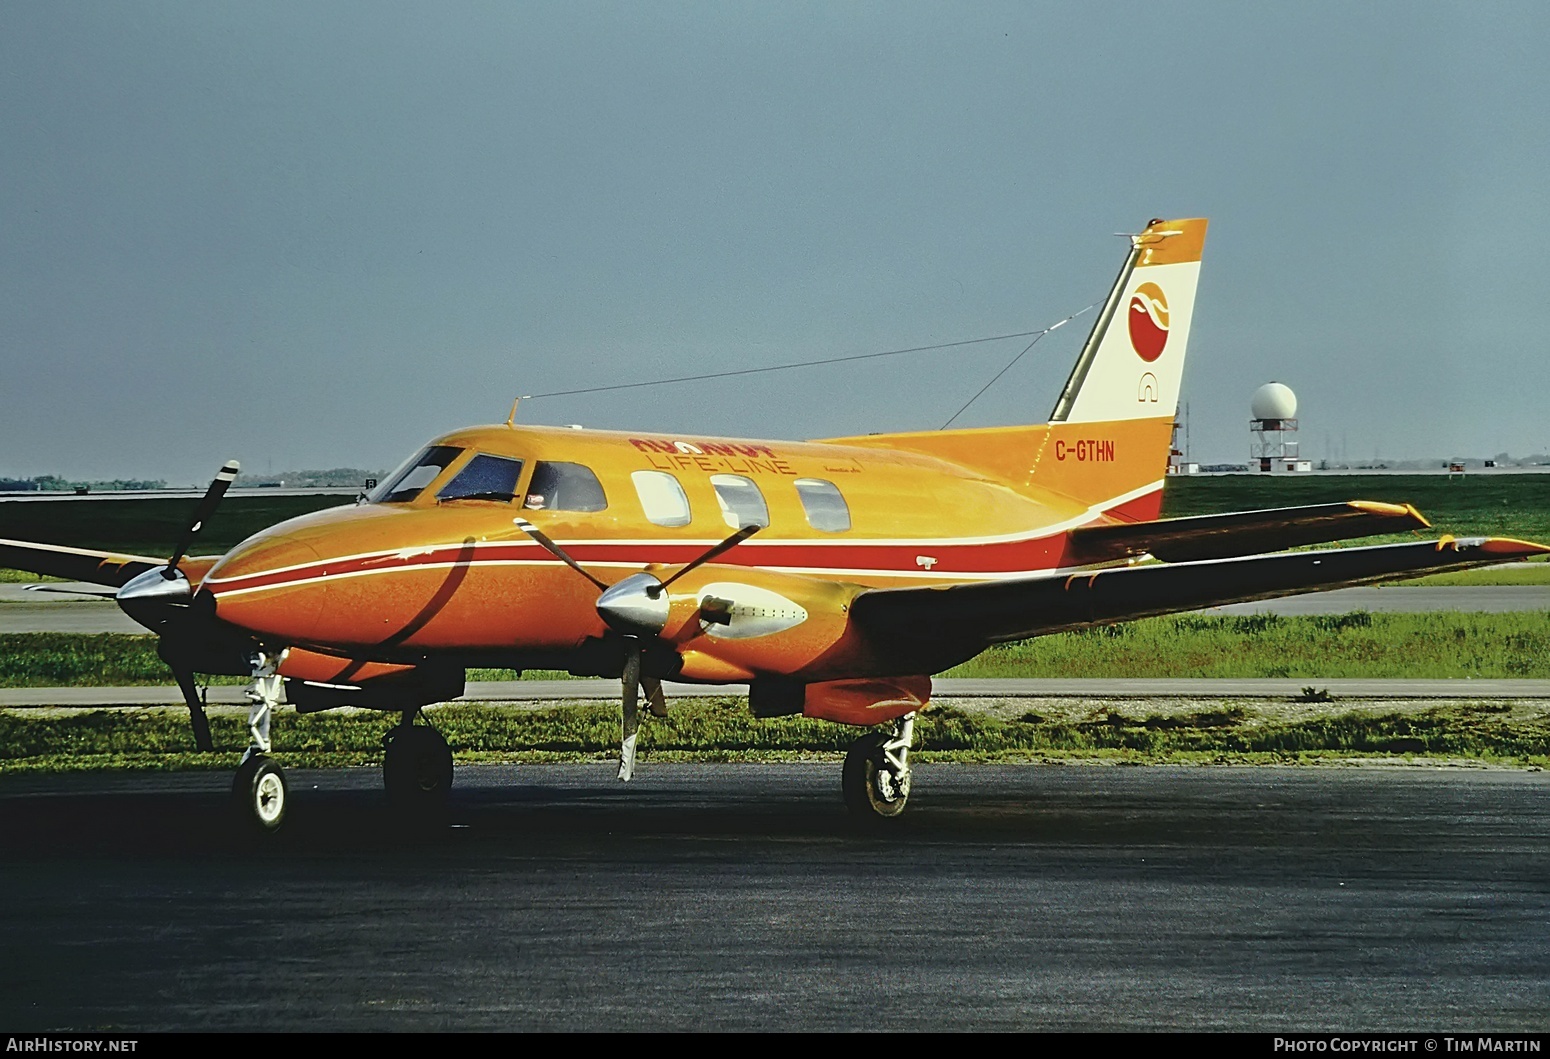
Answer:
383;723;454;815
843;731;911;820
231;754;288;833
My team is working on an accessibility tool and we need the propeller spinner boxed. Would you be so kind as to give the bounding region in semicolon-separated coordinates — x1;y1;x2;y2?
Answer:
513;518;761;779
114;459;240;752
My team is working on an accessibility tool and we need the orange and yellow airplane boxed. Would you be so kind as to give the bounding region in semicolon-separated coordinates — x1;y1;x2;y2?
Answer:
4;217;1544;832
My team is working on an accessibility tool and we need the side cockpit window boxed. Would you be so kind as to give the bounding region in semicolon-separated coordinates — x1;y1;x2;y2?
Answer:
710;474;770;529
632;470;692;527
368;446;464;503
794;478;851;532
525;462;607;512
437;454;525;502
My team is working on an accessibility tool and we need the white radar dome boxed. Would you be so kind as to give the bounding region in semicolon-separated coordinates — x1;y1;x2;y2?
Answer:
1251;382;1297;421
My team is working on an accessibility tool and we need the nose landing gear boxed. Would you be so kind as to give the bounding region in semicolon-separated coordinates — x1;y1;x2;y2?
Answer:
231;651;288;833
232;754;288;832
842;713;915;820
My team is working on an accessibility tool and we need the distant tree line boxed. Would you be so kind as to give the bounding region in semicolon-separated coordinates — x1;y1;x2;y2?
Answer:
0;474;169;492
1;468;383;492
242;468;384;488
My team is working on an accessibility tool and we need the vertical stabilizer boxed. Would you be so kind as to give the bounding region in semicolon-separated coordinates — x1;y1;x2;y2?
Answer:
1050;217;1207;424
819;217;1208;521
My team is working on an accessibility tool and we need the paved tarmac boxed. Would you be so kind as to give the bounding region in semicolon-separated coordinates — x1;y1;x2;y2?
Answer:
0;763;1543;1031
1211;585;1550;615
4;583;1550;634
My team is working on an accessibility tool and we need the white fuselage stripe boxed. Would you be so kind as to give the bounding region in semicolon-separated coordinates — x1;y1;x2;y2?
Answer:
202;479;1163;589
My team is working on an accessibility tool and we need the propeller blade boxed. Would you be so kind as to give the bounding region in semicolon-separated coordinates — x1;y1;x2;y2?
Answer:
168;460;239;572
655;524;761;594
174;666;214;753
513;518;610;591
619;641;643;781
642;675;668;718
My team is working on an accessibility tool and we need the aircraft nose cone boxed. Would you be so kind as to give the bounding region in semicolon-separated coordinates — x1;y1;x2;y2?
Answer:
596;572;670;636
204;535;328;639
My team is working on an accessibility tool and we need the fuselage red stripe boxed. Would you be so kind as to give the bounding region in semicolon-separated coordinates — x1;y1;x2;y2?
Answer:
204;484;1162;595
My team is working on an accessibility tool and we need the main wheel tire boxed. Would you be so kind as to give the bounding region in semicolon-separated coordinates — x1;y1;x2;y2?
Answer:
383;723;454;815
231;754;288;834
842;731;910;820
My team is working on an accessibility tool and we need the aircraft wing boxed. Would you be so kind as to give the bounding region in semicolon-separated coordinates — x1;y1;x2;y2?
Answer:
1064;500;1428;565
849;536;1549;666
0;538;167;587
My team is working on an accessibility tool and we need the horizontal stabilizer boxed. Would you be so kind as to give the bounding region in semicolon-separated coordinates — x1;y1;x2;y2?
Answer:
851;536;1549;667
1065;501;1429;565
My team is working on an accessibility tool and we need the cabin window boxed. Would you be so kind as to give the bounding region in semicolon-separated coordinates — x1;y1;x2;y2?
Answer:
794;478;851;532
526;461;608;512
631;470;692;527
368;445;464;503
437;453;525;502
709;474;770;529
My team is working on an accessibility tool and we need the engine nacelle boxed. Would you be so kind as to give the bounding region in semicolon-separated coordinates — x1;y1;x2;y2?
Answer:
658;567;869;682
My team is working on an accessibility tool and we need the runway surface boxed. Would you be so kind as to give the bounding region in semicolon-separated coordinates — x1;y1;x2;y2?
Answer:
0;763;1544;1031
4;583;1550;634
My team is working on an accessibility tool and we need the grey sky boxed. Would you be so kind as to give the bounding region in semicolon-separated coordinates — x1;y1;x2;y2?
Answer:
2;1;1546;483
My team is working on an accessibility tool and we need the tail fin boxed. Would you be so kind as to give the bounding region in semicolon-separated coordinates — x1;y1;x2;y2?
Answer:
819;217;1208;521
1050;217;1207;424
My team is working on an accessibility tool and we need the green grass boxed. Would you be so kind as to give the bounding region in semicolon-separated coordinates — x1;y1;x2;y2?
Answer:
0;634;180;686
0;569;64;583
0;634;542;687
1;697;1544;772
1162;473;1550;543
0;494;349;556
7;612;1550;687
1400;565;1550;586
946;611;1550;679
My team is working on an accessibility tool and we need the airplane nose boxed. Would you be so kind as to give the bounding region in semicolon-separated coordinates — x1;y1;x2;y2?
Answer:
203;534;329;640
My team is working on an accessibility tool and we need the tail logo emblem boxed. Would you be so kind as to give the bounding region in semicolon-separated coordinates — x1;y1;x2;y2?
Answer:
1127;282;1169;363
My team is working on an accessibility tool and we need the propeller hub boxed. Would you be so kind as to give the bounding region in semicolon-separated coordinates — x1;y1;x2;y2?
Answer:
596;572;671;637
116;566;194;633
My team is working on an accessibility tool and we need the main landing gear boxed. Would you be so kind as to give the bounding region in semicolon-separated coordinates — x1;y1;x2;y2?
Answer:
842;713;915;820
382;711;455;817
231;651;288;833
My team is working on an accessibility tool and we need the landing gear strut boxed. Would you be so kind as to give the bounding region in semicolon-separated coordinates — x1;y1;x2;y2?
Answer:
232;650;288;833
842;713;915;820
383;712;454;816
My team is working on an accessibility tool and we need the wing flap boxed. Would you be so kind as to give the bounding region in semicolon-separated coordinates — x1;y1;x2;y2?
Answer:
1065;501;1429;565
851;537;1549;665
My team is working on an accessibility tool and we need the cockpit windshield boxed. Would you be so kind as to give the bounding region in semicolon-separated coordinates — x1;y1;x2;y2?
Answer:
366;446;464;503
437;453;525;502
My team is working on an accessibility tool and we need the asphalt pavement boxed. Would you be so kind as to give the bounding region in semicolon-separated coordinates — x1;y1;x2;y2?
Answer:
0;763;1543;1031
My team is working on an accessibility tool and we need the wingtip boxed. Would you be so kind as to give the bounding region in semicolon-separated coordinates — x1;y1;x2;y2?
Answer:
1475;537;1550;557
1348;500;1431;529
